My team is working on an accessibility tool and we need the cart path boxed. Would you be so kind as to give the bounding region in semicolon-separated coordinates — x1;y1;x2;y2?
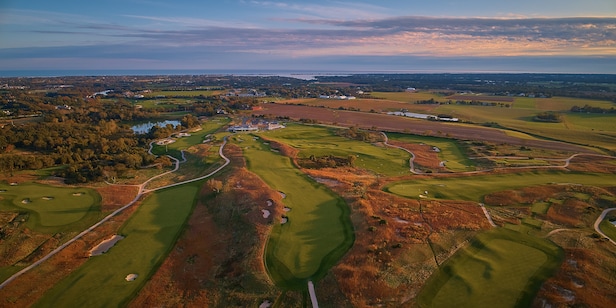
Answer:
0;137;230;290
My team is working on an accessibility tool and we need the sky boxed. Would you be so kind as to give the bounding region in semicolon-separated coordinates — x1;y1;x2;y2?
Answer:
1;0;615;75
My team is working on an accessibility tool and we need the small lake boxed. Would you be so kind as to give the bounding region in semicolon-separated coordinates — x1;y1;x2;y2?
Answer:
130;120;181;134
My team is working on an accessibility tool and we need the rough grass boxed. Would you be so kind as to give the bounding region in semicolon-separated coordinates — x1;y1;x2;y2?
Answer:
241;136;354;289
33;183;201;307
0;182;100;232
417;228;563;308
385;171;616;202
599;218;616;242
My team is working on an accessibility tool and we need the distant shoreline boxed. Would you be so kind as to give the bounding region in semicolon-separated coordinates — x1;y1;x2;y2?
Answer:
4;69;613;79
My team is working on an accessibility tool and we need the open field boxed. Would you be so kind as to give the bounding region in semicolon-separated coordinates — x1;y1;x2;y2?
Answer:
240;135;354;289
385;171;616;202
417;228;563;308
0;182;100;232
259;123;411;176
251;104;596;154
371;91;445;102
144;90;223;97
33;183;201;307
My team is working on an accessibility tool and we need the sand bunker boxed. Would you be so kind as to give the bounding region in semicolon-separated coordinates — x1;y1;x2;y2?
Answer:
283;207;291;212
21;198;31;204
279;191;286;199
259;300;272;308
125;273;138;282
262;209;271;219
72;192;84;196
89;235;125;256
281;217;288;224
266;199;273;206
42;196;54;201
395;217;409;224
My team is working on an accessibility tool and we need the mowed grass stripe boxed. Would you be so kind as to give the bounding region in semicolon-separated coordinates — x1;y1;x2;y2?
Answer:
34;184;200;307
418;229;563;308
241;136;353;288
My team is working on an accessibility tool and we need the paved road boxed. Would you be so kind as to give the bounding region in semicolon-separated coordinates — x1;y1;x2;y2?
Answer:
594;208;616;245
0;137;230;290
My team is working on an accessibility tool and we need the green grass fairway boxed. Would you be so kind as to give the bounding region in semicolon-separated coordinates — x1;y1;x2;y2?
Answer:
261;123;411;176
241;136;354;289
386;133;475;172
34;183;200;307
599;217;616;242
385;171;616;202
150;118;230;158
417;228;563;308
0;182;100;232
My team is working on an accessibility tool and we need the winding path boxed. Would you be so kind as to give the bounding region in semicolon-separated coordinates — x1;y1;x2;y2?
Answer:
593;208;616;245
381;132;616;244
0;137;230;290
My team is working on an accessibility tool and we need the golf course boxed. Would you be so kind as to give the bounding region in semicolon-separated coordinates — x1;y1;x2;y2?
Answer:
240;134;354;289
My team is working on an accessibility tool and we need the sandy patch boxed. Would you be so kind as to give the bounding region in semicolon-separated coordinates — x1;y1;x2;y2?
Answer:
281;217;288;224
395;217;409;224
266;199;273;206
21;198;31;204
262;209;271;219
279;191;286;199
89;235;125;256
125;273;138;282
42;196;54;201
259;300;272;308
283;207;291;212
72;192;84;196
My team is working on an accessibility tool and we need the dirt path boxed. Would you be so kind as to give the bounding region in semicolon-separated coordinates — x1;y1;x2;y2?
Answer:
308;280;319;308
0;136;230;290
479;203;497;227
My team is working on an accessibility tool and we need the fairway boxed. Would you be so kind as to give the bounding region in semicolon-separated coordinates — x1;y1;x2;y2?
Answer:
385;171;616;202
386;132;475;172
0;182;100;232
241;136;353;289
417;229;563;308
261;123;411;176
34;183;200;307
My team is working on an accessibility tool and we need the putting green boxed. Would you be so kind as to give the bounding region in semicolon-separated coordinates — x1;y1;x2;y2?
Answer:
242;136;354;289
0;182;99;231
417;229;563;307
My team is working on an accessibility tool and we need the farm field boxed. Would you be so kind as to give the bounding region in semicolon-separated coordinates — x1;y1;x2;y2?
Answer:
417;228;563;308
240;135;354;289
33;183;201;307
385;171;616;202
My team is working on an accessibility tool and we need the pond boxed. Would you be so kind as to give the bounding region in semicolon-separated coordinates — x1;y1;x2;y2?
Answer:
130;120;181;134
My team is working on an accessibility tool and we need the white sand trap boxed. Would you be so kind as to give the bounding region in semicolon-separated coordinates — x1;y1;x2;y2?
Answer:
125;273;138;282
279;191;286;199
281;217;288;224
262;209;271;219
395;217;409;224
270;149;280;152
72;192;84;196
283;207;291;212
21;198;31;204
10;182;18;186
266;199;273;206
0;189;7;193
259;300;272;308
42;196;54;201
90;235;125;256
